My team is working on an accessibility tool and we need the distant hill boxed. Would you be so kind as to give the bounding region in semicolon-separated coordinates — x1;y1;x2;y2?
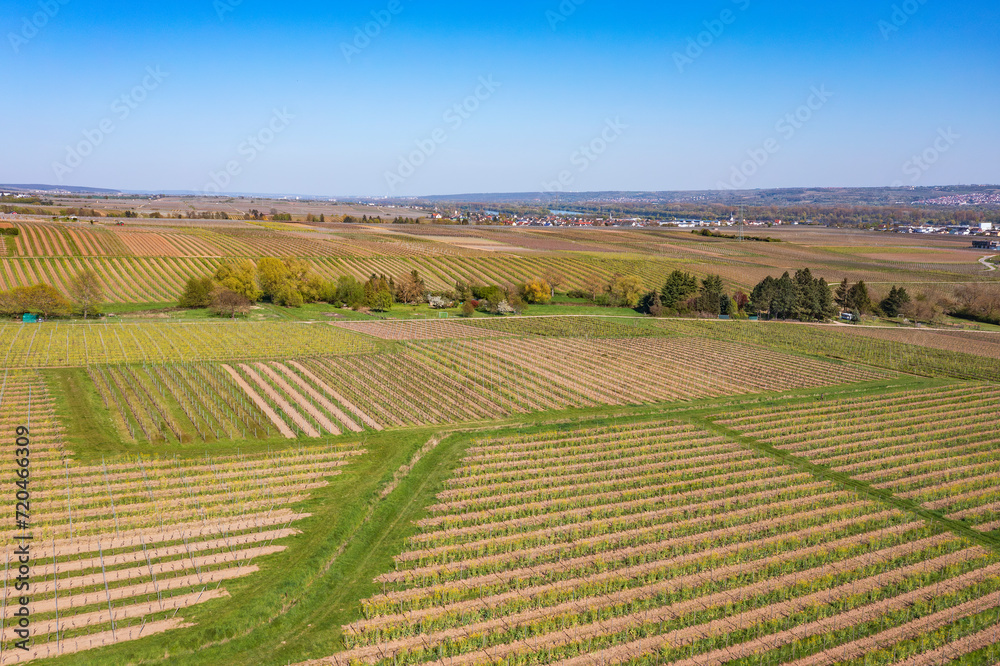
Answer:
414;186;1000;208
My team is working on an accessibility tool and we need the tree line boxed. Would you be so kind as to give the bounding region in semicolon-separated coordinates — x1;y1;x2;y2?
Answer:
179;259;573;319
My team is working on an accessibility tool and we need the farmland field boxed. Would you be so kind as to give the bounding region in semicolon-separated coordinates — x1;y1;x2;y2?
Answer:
1;222;1000;665
3;221;999;303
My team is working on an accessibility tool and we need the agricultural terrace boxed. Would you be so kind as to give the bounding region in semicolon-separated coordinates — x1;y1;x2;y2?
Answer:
306;420;1000;666
0;321;377;368
719;383;1000;534
0;370;365;663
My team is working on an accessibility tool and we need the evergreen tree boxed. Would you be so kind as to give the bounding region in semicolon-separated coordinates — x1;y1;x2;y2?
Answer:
770;272;798;319
835;278;850;309
697;274;725;315
880;286;911;317
845;281;874;314
660;270;699;311
750;276;777;316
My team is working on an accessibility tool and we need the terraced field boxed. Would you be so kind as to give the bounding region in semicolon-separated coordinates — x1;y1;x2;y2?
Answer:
305;421;1000;666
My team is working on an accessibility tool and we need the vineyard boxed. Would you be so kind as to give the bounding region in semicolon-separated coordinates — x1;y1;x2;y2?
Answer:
0;223;694;301
0;321;377;368
654;319;1000;383
0;221;997;664
3;221;998;304
0;370;364;663
305;420;1000;666
86;335;889;444
719;383;1000;533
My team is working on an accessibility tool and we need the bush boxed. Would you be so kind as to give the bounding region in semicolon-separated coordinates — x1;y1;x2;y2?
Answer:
179;277;214;309
274;283;304;308
211;287;252;319
520;279;552;304
0;284;72;318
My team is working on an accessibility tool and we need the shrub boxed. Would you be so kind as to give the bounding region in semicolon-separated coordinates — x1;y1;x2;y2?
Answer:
179;277;214;309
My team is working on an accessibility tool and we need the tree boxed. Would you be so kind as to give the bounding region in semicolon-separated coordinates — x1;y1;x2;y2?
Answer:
364;275;393;311
696;274;725;315
256;257;290;301
770;272;798;319
638;290;665;316
582;276;604;302
661;271;699;312
4;284;72;318
845;281;874;314
333;276;366;308
211;287;252;319
454;281;473;302
368;288;393;312
397;270;427;305
68;269;104;318
504;284;527;314
274;282;305;308
520;279;552;305
835;278;850;309
750;276;777;316
792;268;835;321
722;295;739;317
542;271;564;298
608;274;644;308
214;260;261;302
178;277;214;309
880;286;911;318
459;300;476;317
734;290;750;313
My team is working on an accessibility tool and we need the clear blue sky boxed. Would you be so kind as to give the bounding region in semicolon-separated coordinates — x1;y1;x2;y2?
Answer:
2;0;998;196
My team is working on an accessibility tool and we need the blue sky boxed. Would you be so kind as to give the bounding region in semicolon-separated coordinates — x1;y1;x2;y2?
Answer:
2;0;998;196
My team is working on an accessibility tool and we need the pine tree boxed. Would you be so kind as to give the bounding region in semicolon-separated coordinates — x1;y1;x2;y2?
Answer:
835;278;850;309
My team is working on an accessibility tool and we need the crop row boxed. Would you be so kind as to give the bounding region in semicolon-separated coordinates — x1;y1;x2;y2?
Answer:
719;384;1000;531
84;330;879;443
3;227;682;298
0;370;364;663
309;422;1000;666
0;321;377;368
0;256;224;303
407;336;886;410
655;319;1000;383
